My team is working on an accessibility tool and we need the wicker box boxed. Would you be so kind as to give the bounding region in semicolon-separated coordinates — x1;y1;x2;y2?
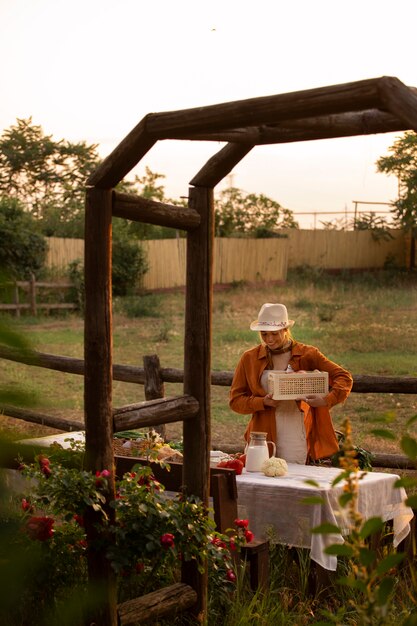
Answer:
267;371;329;400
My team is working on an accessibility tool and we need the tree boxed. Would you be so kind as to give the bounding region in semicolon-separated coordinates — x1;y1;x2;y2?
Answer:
0;196;47;278
376;131;417;268
214;187;298;237
376;131;417;234
0;118;101;237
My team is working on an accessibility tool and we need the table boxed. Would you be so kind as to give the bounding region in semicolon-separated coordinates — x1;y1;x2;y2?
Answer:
236;463;414;571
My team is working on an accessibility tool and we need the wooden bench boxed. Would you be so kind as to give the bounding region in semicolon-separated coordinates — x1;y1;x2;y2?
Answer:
114;455;270;591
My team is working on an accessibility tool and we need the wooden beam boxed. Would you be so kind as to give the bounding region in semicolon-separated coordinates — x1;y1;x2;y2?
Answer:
117;583;197;626
87;117;156;189
146;77;385;136
84;188;114;473
112;395;199;432
0;404;84;431
378;76;417;132
190;143;254;188
149;109;407;144
182;186;213;617
84;187;117;626
112;191;200;230
2;346;417;393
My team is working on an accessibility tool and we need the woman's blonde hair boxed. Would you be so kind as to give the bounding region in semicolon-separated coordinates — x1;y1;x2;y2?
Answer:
259;328;293;345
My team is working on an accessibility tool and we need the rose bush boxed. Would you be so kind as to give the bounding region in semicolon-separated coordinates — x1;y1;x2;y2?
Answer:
14;446;255;610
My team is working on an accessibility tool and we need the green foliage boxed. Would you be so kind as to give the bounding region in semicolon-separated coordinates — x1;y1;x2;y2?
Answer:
0;196;47;278
320;212;394;240
214;186;298;237
376;131;417;234
0;118;101;237
112;221;149;296
2;450;251;624
67;225;149;299
67;259;85;311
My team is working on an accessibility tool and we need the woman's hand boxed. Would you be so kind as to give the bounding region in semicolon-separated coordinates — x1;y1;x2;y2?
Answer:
263;394;281;408
303;394;327;407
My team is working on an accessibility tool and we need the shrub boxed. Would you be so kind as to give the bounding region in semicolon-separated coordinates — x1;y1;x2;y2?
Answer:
0;196;47;278
1;446;254;624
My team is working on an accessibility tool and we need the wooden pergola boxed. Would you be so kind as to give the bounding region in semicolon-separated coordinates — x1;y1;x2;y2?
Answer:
83;76;417;625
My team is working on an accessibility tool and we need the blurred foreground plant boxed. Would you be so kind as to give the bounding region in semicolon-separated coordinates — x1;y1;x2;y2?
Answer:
314;417;416;626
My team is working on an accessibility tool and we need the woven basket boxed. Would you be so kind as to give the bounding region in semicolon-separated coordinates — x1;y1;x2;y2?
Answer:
267;371;329;400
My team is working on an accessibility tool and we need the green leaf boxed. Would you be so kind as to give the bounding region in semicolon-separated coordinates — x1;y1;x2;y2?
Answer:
301;496;325;505
358;547;376;566
304;479;321;487
324;544;354;557
311;523;340;534
406;414;417;428
338;492;354;507
400;435;417;460
394;476;417;489
370;429;396;440
375;552;405;576
359;517;385;539
376;576;395;606
332;471;350;486
406;494;417;508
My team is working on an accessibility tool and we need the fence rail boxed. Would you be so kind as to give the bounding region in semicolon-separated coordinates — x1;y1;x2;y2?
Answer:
0;275;77;316
1;346;416;469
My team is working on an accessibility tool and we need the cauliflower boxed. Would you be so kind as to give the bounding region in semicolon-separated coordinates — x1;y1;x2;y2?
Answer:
261;457;288;477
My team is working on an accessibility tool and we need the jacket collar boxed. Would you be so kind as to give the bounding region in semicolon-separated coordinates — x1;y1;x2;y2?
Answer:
257;340;301;360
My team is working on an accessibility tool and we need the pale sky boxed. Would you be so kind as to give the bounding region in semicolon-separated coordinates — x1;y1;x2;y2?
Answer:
1;0;416;228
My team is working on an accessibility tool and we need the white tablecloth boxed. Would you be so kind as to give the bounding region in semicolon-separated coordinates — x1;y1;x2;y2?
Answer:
236;463;414;571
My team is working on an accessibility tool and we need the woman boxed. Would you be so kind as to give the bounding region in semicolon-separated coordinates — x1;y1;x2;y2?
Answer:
229;303;353;464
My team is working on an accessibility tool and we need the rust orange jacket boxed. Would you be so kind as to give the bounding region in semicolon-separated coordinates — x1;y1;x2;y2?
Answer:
229;341;353;461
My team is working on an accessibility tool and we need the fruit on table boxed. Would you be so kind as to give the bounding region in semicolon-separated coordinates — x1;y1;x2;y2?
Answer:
216;458;244;475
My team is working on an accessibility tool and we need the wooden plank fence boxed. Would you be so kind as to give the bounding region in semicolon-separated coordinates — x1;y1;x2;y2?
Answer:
45;229;407;290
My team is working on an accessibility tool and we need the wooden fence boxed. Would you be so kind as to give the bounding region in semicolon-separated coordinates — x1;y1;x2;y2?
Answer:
1;346;416;470
285;229;406;270
45;229;406;290
0;275;77;316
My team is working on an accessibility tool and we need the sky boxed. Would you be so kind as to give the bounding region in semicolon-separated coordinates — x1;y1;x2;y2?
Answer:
1;0;416;228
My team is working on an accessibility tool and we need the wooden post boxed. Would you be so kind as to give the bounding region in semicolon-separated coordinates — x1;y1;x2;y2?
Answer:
143;354;166;440
182;185;213;619
13;282;20;318
84;187;117;626
29;274;37;316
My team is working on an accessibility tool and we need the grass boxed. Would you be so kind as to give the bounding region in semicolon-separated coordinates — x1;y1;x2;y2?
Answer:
0;268;417;454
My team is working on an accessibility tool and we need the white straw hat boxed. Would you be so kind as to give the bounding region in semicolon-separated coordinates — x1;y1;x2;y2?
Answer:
250;303;294;331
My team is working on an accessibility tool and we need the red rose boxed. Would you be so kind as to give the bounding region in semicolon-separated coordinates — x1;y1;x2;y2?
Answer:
26;516;54;541
211;536;227;549
100;469;111;478
226;569;236;582
41;464;52;478
38;455;50;468
73;514;85;527
21;498;33;513
160;533;175;549
234;518;249;529
244;529;254;543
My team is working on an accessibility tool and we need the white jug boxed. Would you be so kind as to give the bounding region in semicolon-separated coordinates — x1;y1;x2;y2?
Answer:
245;431;276;472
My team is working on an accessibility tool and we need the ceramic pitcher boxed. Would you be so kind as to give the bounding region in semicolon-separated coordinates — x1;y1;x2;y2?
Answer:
245;431;276;472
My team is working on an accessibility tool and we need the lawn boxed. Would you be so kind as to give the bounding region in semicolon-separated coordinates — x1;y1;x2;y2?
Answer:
1;268;417;456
